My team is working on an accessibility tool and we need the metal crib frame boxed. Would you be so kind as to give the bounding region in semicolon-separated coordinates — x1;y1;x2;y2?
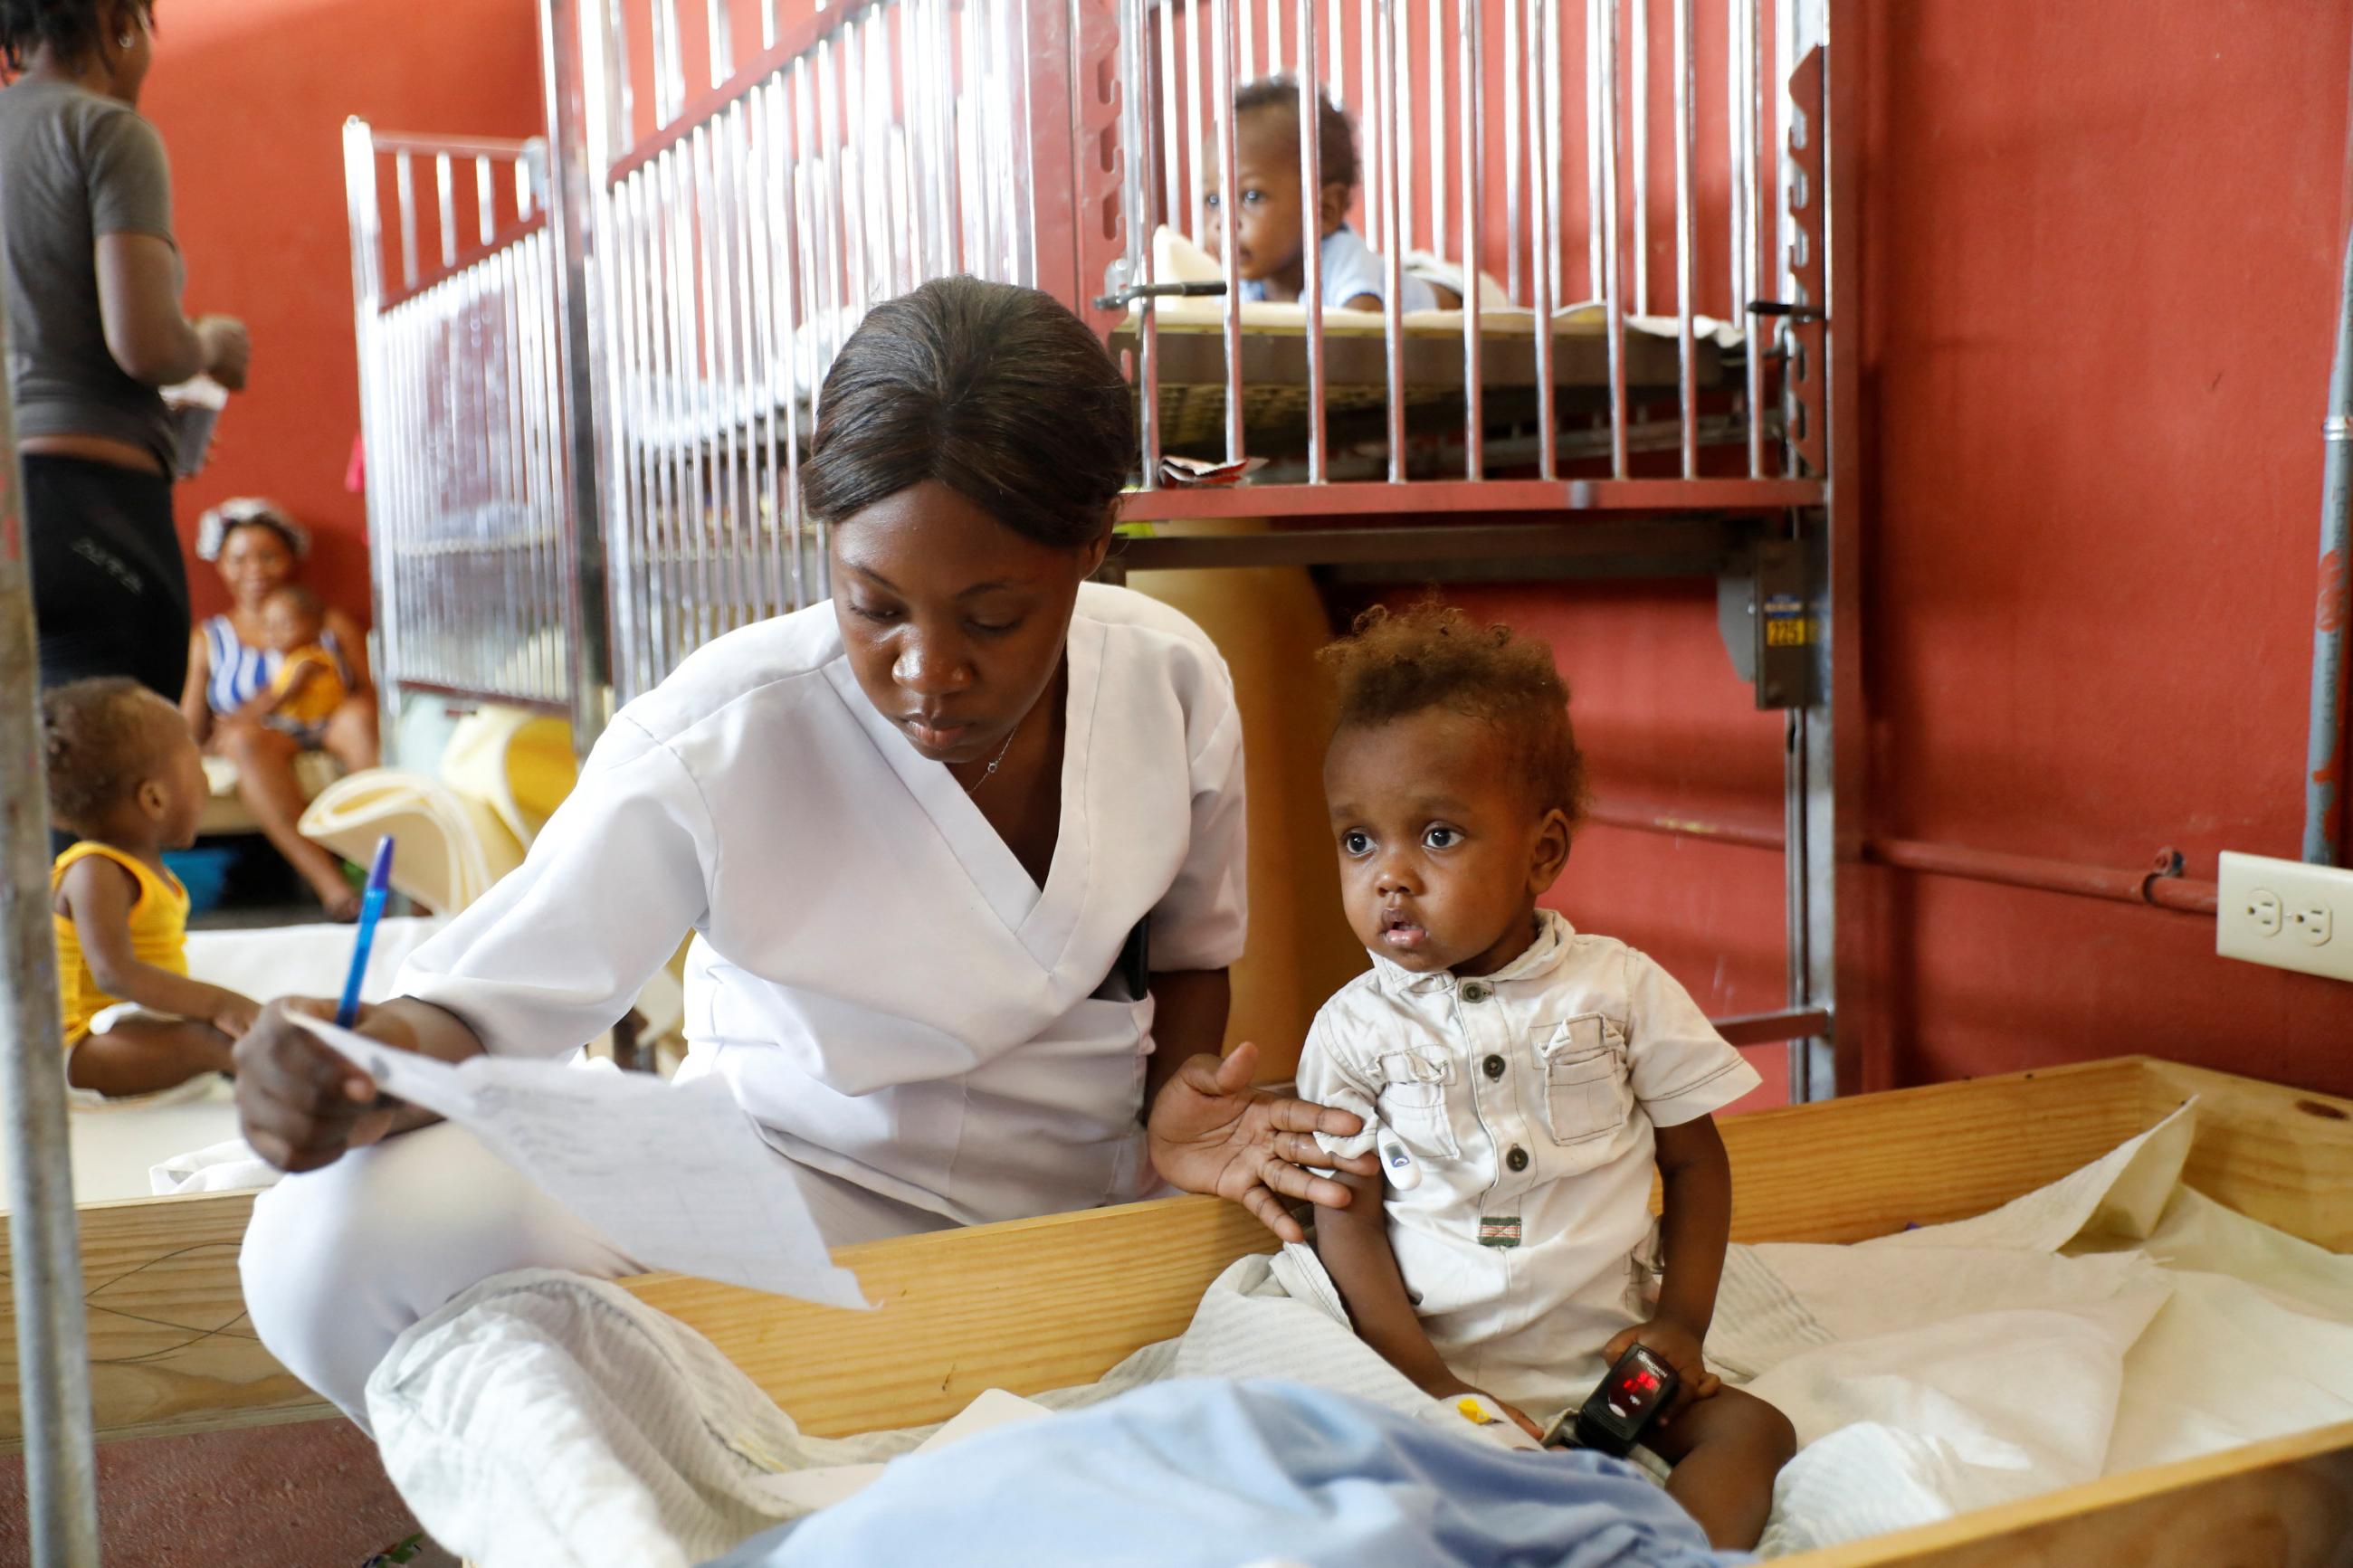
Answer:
345;0;1862;1106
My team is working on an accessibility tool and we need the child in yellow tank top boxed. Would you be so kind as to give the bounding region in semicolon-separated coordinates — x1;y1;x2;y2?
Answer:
43;679;260;1098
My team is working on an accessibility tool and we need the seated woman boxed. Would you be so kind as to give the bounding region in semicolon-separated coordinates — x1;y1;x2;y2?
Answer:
177;498;378;917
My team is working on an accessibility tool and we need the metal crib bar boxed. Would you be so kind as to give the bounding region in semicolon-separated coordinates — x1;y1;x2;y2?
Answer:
1377;0;1404;480
776;74;809;609
1457;0;1481;479
652;151;687;669
478;154;497;244
1740;0;1767;476
1213;0;1245;463
519;150;537;220
395;152;420;289
1673;0;1696;476
1298;0;1327;483
1129;0;1165;487
707;0;733;85
1529;0;1557;478
1358;0;1377;252
437;151;458;268
620;173;656;689
1426;0;1443;261
748;78;786;615
1395;0;1412;256
1186;0;1206;242
1601;0;1629;477
707;110;745;632
655;0;685;125
1157;0;1183;252
1583;0;1601;296
1502;0;1519;300
689;125;724;646
1631;0;1646;315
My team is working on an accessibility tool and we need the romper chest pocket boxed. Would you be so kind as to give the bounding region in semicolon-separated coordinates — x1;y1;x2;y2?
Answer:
1536;1015;1628;1146
1375;1051;1461;1160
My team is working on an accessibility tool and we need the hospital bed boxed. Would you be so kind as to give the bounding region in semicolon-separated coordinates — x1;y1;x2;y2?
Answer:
4;1054;2345;1564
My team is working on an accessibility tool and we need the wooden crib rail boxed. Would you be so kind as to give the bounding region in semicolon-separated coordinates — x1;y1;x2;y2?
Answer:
1;1053;2344;1454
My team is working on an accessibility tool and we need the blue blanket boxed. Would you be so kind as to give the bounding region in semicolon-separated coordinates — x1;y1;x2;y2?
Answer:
702;1379;1748;1567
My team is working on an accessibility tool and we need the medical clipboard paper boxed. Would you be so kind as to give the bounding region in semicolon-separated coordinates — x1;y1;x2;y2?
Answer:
296;1015;870;1309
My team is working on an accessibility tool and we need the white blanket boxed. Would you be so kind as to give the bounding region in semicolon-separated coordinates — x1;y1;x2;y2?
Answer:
368;1100;2353;1567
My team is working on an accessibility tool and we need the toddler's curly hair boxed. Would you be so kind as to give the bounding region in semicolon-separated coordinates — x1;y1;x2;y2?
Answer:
42;677;171;831
1317;599;1588;822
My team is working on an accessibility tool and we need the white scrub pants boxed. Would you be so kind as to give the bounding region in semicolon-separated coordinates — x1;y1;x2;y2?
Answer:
239;1121;950;1428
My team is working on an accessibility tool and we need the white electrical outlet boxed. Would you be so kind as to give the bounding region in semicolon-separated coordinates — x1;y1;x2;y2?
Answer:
2216;851;2353;982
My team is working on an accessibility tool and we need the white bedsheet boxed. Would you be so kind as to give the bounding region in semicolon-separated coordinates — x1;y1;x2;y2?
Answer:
0;917;445;1208
367;1099;2353;1567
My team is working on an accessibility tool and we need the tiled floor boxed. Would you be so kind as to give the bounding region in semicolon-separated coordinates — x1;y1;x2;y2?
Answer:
0;1419;456;1567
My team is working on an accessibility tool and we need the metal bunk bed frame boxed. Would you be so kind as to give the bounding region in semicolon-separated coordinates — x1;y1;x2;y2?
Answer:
343;0;1863;1107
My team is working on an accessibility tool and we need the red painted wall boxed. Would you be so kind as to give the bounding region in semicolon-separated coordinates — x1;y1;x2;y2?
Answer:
139;0;544;627
1456;0;2353;1101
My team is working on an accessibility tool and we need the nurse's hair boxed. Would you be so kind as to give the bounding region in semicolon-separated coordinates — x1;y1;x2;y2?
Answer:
1318;599;1589;822
40;677;179;830
802;277;1134;550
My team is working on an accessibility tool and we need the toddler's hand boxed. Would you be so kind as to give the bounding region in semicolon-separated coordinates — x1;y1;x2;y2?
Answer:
212;993;262;1040
1424;1375;1546;1443
1601;1317;1720;1428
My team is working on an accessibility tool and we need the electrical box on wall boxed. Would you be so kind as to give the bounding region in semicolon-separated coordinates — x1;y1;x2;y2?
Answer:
2215;852;2353;983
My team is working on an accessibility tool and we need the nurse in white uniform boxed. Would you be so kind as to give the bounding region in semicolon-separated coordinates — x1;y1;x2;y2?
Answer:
233;278;1377;1424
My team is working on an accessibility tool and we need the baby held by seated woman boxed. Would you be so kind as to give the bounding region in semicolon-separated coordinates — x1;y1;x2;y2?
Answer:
1300;602;1794;1548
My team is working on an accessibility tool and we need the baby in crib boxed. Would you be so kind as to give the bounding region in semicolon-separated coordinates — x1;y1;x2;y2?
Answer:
44;679;258;1098
1298;601;1794;1549
1205;75;1446;313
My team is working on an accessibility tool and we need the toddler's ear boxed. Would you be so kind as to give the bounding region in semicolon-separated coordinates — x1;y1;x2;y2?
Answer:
1317;183;1352;238
1529;806;1574;893
137;775;171;823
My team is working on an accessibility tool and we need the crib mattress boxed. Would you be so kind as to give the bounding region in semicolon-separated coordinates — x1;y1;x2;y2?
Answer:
1110;314;1734;454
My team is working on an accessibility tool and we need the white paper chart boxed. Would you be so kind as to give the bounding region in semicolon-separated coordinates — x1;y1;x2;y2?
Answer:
298;1016;871;1310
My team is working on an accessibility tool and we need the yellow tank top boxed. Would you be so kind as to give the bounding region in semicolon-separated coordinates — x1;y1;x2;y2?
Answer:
52;842;190;1042
272;645;348;727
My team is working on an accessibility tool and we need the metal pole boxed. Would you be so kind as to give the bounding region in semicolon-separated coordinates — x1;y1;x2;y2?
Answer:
1299;2;1328;483
1457;0;1481;478
1672;0;1695;476
1377;0;1405;480
0;214;103;1565
542;0;619;743
2306;223;2353;864
1214;0;1246;463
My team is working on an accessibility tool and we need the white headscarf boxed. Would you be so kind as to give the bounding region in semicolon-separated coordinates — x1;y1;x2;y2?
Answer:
195;498;309;563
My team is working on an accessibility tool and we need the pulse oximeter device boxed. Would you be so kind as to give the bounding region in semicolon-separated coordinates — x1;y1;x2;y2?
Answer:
1545;1342;1680;1458
1375;1130;1421;1191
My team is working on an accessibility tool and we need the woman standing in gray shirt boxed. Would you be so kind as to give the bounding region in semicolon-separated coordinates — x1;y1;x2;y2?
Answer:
1;0;249;699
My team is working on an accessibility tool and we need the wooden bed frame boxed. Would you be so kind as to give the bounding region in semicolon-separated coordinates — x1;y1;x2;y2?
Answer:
5;1053;2348;1565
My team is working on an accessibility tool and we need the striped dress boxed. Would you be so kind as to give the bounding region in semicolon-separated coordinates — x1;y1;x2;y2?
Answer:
201;614;351;720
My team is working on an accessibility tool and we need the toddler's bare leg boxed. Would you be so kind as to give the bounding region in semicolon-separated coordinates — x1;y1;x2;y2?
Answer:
66;1017;235;1098
1643;1385;1796;1550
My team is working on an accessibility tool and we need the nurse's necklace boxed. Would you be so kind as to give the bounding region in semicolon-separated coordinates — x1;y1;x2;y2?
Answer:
959;727;1017;794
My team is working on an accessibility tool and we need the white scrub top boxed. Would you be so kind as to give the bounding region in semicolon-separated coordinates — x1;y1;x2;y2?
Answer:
395;584;1248;1227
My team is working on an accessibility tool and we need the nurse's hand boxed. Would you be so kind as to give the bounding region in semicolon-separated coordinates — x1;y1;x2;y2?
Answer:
234;997;405;1173
1147;1041;1381;1243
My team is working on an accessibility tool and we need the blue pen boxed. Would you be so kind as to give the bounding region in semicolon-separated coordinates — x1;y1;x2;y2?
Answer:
336;835;396;1027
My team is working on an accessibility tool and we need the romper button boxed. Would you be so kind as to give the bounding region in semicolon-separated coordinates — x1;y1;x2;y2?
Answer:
1482;1054;1506;1080
1460;981;1491;1003
1506;1145;1530;1173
